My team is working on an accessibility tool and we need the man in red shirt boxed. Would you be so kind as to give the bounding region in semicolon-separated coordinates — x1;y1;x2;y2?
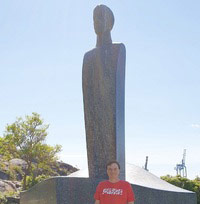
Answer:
94;161;135;204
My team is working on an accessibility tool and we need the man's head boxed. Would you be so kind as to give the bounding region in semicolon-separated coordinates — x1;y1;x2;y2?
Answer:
93;5;114;35
106;161;120;180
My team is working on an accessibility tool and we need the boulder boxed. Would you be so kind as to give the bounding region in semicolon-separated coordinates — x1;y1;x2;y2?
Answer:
7;196;20;204
0;170;9;180
9;159;27;170
0;179;17;193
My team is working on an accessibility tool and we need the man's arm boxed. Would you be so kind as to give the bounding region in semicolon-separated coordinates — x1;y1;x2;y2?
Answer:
95;200;100;204
128;202;134;204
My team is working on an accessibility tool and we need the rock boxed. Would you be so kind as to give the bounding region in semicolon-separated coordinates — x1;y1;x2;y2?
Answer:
0;155;78;203
54;161;78;176
0;156;9;171
0;170;9;180
1;155;78;179
11;181;21;190
0;179;17;193
9;159;27;170
7;196;20;204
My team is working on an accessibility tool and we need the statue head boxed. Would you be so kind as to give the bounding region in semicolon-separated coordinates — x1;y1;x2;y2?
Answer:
93;5;114;36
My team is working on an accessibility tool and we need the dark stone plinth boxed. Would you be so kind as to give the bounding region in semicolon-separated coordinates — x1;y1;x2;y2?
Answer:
133;184;196;204
20;177;56;204
20;176;197;204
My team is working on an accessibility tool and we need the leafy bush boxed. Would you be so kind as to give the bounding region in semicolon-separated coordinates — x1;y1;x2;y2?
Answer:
0;112;62;190
0;192;7;204
0;191;19;204
26;174;50;189
161;175;200;204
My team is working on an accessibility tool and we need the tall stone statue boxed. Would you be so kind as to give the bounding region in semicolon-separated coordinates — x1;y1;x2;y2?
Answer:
20;5;197;204
82;5;126;180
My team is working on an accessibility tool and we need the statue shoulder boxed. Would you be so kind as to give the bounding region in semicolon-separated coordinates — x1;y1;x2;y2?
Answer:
112;42;126;52
83;48;97;63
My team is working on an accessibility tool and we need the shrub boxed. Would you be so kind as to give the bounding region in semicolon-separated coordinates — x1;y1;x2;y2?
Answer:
161;175;200;204
26;174;50;189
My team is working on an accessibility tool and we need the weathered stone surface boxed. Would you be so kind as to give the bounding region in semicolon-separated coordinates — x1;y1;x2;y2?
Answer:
52;161;78;176
9;159;27;170
0;155;78;182
7;196;20;204
0;170;9;180
20;178;56;204
82;4;125;180
0;179;17;193
68;163;192;192
20;175;197;204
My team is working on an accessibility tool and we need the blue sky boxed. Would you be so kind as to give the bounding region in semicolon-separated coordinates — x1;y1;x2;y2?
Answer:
0;0;199;179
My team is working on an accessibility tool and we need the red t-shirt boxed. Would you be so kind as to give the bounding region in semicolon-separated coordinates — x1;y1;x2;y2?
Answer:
94;180;135;204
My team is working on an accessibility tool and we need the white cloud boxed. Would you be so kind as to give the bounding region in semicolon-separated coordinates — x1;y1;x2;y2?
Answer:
191;123;200;128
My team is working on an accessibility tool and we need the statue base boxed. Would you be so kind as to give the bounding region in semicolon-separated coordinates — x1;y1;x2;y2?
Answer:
20;164;196;204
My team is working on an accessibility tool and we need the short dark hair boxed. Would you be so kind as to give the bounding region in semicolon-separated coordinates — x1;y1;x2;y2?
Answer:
106;160;120;169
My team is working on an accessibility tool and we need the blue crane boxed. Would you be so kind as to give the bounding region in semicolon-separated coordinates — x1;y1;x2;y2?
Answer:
175;149;187;178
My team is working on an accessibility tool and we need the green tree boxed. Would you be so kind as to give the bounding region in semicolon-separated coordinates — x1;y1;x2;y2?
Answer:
0;112;61;190
161;175;200;204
